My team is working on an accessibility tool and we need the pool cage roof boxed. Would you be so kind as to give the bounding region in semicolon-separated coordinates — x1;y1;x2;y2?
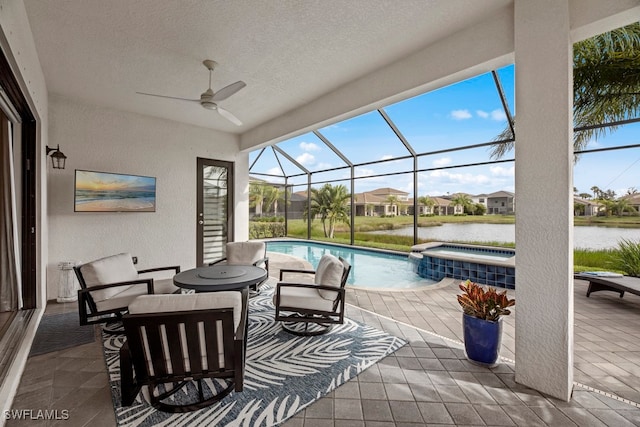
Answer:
248;64;640;244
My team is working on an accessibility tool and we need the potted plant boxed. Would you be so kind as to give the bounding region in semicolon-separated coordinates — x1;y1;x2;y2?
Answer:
457;280;515;367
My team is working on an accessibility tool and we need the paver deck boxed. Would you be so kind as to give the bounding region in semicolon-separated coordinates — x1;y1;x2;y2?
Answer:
7;252;640;426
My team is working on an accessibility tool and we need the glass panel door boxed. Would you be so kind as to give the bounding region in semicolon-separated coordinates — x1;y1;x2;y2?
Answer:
197;158;234;266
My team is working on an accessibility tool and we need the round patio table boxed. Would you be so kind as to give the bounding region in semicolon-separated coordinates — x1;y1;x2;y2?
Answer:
173;264;267;292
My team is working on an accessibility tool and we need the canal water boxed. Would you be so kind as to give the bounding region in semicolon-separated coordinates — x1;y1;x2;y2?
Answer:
370;223;640;250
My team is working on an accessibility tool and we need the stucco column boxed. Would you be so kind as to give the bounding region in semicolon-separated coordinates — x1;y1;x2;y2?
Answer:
514;0;574;401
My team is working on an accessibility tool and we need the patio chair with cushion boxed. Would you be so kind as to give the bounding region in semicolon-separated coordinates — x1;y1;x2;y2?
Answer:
210;241;269;291
120;289;248;412
274;254;351;336
73;252;180;328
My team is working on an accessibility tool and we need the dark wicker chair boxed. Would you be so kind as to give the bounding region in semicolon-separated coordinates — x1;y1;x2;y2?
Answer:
73;253;180;328
274;254;351;336
120;289;248;412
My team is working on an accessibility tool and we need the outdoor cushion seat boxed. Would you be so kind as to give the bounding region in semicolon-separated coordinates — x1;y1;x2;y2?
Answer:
274;286;339;313
274;254;351;336
120;290;248;413
210;241;269;292
93;278;177;313
74;252;181;327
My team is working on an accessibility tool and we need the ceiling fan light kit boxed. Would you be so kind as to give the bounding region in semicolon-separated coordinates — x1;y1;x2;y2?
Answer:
136;59;245;126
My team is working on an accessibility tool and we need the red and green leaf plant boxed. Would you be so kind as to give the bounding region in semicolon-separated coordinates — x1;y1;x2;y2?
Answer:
457;280;515;322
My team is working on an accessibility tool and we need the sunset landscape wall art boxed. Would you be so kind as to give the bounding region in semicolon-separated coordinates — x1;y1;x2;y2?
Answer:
74;170;156;212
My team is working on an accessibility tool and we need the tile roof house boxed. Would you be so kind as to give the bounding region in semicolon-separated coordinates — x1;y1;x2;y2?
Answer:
573;197;603;216
354;188;409;216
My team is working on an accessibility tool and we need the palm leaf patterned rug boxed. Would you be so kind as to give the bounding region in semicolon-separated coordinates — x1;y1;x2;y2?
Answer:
102;283;406;426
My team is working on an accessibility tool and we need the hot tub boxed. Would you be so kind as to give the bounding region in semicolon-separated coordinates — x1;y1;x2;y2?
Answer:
409;242;516;289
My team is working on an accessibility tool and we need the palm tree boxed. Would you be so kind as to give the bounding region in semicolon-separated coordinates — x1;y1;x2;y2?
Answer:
249;182;268;217
303;184;351;238
490;22;640;159
602;189;617;200
418;196;436;215
450;193;473;214
599;199;616;217
578;192;592;200
324;184;351;238
263;186;284;216
591;186;602;199
385;195;399;216
613;197;636;217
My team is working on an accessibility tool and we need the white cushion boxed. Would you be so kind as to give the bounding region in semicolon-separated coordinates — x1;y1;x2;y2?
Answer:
274;285;339;313
128;292;243;374
94;278;179;313
314;254;344;299
95;284;148;312
128;291;243;333
226;241;266;266
80;253;138;302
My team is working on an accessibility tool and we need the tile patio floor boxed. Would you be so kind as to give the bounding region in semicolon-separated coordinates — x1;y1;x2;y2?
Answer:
7;253;640;426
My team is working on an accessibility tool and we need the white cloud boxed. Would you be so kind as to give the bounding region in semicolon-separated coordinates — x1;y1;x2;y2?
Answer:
428;170;491;186
380;154;394;160
296;152;315;165
489;165;514;177
417;165;515;196
490;109;507;121
433;157;452;167
476;109;506;121
451;109;472;120
355;168;375;178
300;142;320;151
266;167;282;176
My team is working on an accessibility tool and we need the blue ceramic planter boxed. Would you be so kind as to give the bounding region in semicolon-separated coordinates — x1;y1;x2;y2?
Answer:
462;313;503;366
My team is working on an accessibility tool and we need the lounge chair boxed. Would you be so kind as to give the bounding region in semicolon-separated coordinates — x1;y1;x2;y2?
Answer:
574;272;640;298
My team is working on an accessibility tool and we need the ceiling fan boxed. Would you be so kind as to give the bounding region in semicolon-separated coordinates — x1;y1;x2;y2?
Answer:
136;59;246;126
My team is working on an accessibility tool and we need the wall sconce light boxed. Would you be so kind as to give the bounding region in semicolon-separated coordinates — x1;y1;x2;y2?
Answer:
46;145;67;170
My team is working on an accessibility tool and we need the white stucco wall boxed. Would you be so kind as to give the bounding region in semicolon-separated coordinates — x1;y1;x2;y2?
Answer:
46;95;247;300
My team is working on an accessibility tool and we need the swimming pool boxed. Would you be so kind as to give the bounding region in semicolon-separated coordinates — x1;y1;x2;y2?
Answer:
266;240;436;289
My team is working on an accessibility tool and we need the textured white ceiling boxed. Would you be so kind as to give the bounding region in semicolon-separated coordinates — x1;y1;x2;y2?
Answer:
23;0;512;134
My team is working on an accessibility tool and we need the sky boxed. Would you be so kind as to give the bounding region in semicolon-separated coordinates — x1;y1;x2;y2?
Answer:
75;171;156;191
249;64;640;199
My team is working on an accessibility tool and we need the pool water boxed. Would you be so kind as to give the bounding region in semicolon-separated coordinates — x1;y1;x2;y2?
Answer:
266;240;436;289
424;246;514;261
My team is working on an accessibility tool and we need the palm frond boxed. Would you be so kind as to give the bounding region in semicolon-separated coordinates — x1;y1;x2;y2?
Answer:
491;22;640;160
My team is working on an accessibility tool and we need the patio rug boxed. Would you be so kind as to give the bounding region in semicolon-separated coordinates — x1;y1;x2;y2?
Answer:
29;312;95;356
102;283;407;426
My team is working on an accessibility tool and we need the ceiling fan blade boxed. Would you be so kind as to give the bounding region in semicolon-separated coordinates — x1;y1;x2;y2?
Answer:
217;106;242;126
136;92;200;103
211;81;246;102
